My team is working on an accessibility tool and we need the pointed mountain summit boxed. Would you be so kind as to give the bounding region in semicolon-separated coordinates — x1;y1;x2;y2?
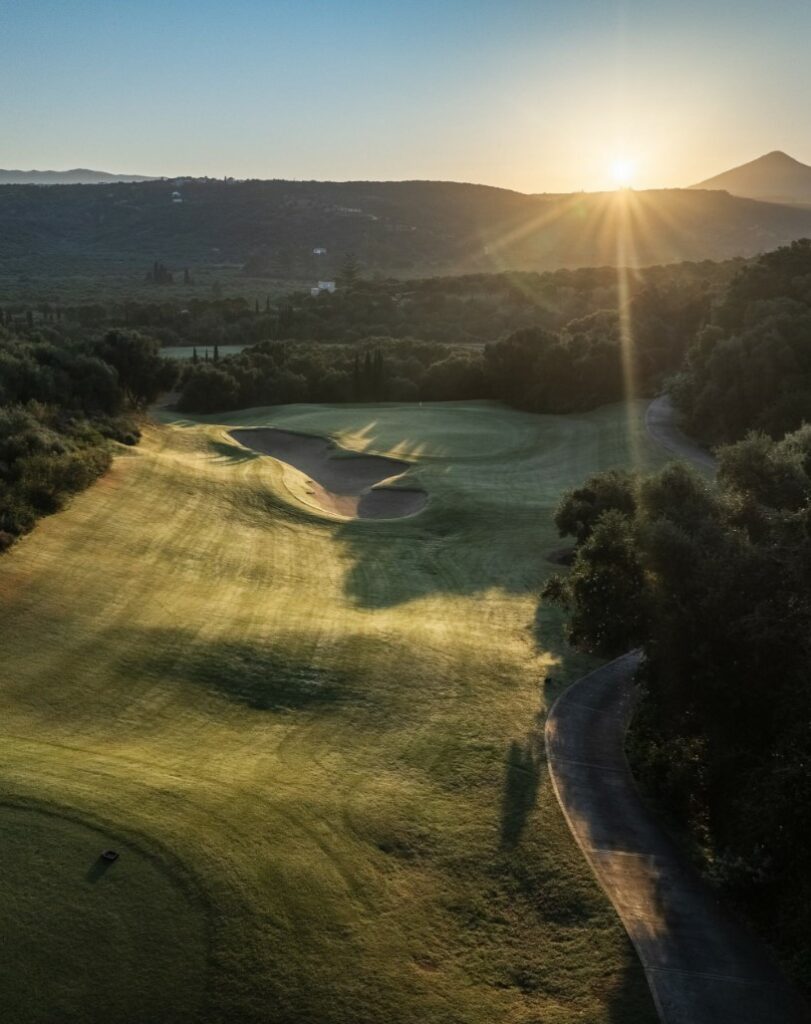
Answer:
691;151;811;206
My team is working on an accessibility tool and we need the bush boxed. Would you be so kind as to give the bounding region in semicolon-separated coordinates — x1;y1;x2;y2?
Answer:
0;328;156;553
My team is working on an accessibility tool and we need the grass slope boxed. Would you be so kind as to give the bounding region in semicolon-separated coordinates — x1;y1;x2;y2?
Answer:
0;399;664;1024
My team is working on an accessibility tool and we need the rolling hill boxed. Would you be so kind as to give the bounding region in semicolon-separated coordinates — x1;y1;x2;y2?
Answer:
690;151;811;206
0;167;155;184
2;177;811;287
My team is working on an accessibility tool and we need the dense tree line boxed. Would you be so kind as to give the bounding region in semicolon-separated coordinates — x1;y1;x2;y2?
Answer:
175;268;714;414
543;433;811;991
0;328;176;550
672;239;811;443
243;260;728;348
3;256;734;351
3;256;740;422
176;338;487;412
171;258;729;413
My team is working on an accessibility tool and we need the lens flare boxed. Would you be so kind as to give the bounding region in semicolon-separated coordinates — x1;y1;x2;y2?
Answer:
615;190;642;474
611;158;636;187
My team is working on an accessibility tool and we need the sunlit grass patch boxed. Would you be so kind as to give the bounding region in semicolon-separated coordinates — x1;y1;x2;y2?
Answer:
0;400;665;1023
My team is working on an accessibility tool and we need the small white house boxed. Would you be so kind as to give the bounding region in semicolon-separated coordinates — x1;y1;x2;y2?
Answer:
311;280;336;297
312;247;327;256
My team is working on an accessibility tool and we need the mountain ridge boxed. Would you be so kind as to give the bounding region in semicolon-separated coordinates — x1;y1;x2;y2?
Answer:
0;168;156;185
690;151;811;206
1;177;811;285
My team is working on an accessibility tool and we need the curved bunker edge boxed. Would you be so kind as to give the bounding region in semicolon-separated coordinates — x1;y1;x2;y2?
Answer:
228;426;427;521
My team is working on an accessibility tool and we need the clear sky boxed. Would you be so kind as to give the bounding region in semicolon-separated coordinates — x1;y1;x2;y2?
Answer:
2;0;810;192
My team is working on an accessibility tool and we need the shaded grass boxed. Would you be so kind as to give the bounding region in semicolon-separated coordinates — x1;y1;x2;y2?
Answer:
0;804;208;1024
0;399;667;1023
128;631;355;711
500;735;543;850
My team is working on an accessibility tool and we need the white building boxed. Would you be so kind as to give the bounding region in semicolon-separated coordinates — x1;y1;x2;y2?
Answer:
171;191;183;204
311;280;336;297
312;247;327;256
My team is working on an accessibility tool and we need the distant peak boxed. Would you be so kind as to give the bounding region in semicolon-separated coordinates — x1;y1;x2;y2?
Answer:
690;150;811;204
758;150;800;163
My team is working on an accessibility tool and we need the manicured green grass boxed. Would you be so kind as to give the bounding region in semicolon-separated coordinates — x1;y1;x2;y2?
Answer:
0;399;665;1024
0;805;208;1024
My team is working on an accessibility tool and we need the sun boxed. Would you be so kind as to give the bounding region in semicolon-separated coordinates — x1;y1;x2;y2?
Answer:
611;157;637;188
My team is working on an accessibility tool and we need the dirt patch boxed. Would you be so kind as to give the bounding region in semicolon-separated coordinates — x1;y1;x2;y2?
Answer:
230;427;427;520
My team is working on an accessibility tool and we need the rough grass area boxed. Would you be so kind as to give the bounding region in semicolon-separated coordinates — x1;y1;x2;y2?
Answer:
0;399;664;1024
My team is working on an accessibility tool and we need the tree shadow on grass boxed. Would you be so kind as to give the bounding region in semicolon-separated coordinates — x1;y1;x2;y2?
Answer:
335;493;591;703
492;726;657;1020
500;735;542;849
604;958;659;1023
85;857;115;883
336;502;552;609
533;594;599;702
123;630;355;712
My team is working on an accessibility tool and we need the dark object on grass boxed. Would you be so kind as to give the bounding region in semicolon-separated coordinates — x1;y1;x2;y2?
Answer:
100;849;119;862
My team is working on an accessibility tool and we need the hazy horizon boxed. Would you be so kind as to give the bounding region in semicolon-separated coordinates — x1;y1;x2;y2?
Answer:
3;0;811;192
1;149;808;195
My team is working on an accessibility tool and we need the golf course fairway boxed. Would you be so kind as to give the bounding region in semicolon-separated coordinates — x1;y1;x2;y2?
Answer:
0;400;666;1024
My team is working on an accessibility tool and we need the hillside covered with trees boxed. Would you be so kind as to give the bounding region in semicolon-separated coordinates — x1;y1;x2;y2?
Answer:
3;178;811;292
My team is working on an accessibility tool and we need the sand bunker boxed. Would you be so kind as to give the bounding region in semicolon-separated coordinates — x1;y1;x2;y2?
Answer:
230;427;427;520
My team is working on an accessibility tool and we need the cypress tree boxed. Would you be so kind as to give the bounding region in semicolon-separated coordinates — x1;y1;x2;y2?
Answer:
375;349;385;396
363;351;373;400
352;353;360;400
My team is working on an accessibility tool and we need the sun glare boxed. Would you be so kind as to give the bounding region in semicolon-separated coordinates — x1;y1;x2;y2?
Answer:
611;157;636;188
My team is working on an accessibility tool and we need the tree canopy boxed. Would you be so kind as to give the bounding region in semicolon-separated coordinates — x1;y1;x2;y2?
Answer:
543;432;811;989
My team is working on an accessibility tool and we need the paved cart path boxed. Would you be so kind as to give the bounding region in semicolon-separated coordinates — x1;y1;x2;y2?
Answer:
544;399;809;1024
644;395;717;471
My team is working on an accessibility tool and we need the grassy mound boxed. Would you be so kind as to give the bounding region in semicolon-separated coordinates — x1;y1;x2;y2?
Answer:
0;400;665;1023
